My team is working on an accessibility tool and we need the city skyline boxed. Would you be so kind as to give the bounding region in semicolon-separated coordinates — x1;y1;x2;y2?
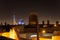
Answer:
0;0;60;24
0;13;60;25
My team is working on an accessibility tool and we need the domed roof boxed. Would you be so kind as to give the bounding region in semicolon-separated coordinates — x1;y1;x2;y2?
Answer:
18;19;25;25
30;12;37;16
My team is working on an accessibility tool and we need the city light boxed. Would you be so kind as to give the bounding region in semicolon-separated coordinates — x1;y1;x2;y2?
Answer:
42;30;46;34
10;28;16;39
31;35;37;38
18;19;25;25
0;0;60;40
1;28;18;40
54;24;57;27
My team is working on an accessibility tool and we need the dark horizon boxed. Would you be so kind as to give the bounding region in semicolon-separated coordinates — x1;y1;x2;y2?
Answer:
0;0;60;24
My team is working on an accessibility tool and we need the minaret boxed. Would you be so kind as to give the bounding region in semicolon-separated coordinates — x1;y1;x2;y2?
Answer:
13;14;16;25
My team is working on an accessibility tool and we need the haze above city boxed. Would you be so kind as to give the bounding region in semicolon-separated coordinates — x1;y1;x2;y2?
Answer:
0;0;60;24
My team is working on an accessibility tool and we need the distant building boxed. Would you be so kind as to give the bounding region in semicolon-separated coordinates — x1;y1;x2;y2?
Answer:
18;19;25;25
29;13;38;26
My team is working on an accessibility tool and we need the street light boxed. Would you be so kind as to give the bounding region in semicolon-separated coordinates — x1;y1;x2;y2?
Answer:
42;30;46;34
54;24;57;27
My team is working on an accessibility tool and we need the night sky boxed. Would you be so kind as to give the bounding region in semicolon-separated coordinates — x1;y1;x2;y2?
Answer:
0;0;60;24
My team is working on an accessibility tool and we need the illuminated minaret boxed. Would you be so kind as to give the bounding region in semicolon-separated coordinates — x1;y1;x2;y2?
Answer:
13;14;16;25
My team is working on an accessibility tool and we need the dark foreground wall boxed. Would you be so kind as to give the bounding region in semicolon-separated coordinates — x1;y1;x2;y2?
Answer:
0;36;15;40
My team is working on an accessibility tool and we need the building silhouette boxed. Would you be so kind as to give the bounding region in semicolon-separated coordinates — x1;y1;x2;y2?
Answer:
29;13;38;27
1;13;60;40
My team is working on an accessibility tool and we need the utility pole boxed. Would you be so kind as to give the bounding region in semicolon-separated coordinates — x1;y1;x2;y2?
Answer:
37;25;39;40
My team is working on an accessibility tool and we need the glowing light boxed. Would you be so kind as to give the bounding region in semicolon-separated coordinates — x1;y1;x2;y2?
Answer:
18;19;24;25
1;27;18;40
31;35;37;38
18;21;24;25
59;23;60;24
54;24;57;27
10;28;15;39
42;30;46;34
2;32;10;38
52;36;60;40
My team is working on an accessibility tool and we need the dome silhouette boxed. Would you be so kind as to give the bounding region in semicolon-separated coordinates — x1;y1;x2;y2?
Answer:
18;19;25;25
